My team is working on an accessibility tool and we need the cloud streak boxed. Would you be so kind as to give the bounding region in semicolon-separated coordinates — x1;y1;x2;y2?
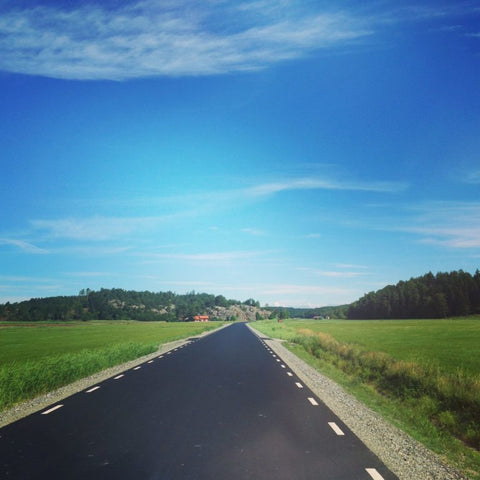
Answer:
399;202;480;249
0;238;49;254
0;1;371;80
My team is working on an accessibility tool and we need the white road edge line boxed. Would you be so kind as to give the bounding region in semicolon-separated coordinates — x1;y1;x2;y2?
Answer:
328;422;345;436
295;382;303;389
366;468;385;480
308;397;319;406
86;386;100;393
42;404;63;415
114;374;124;380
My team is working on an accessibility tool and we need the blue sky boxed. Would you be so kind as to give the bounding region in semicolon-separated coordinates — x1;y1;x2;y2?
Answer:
1;1;479;307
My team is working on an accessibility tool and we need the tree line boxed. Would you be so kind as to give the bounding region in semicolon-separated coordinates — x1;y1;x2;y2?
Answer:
0;288;257;322
348;270;480;319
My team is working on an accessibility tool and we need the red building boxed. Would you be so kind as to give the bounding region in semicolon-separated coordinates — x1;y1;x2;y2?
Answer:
193;315;210;322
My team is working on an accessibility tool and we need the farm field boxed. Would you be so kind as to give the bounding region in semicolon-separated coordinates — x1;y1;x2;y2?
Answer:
254;317;480;375
0;320;223;412
0;320;222;366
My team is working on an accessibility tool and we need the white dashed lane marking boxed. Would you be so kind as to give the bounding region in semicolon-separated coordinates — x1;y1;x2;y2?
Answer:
114;374;124;380
286;372;293;377
276;359;281;362
133;366;141;371
42;405;63;415
295;382;303;389
280;364;286;368
328;422;345;436
86;386;100;393
148;360;154;364
366;468;385;480
158;355;164;359
308;397;319;406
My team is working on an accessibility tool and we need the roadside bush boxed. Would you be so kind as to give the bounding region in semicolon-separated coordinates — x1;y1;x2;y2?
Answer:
290;332;480;451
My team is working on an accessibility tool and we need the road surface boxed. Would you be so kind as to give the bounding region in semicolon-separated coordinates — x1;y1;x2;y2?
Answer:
0;323;398;479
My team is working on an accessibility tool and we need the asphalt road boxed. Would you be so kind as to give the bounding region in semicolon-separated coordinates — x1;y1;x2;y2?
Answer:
0;323;398;479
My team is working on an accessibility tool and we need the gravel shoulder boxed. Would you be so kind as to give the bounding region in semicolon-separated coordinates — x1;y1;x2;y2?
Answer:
247;324;470;480
0;323;230;429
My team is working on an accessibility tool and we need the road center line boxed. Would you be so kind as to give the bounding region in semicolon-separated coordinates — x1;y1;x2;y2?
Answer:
295;382;303;389
366;468;385;480
308;397;319;406
42;404;63;415
328;422;345;436
86;386;100;393
114;374;124;380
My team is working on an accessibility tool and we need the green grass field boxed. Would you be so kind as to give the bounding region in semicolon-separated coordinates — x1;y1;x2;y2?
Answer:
254;317;480;479
0;320;223;412
0;320;222;366
255;317;480;375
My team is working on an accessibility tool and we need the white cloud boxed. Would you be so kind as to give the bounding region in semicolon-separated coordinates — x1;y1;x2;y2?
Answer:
241;227;266;236
465;170;480;184
399;202;480;249
246;177;408;197
0;238;49;254
31;216;168;241
296;266;368;278
142;250;268;263
0;1;371;80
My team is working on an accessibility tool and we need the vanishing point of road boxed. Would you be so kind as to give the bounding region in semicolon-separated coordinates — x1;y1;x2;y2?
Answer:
0;323;398;479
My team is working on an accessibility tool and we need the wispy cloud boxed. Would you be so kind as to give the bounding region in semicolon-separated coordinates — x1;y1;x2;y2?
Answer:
296;266;368;278
399;202;480;249
0;238;49;254
31;216;169;241
464;170;480;184
0;1;371;80
246;177;408;197
141;250;269;263
241;227;266;236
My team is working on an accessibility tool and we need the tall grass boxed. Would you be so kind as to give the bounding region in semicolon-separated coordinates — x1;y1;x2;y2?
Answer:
292;328;480;450
0;343;156;411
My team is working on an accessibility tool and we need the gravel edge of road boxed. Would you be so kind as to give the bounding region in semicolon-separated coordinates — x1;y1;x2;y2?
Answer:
247;324;471;480
0;323;230;429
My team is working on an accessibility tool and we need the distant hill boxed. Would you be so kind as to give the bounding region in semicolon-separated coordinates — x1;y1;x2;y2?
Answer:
348;269;480;319
0;289;270;323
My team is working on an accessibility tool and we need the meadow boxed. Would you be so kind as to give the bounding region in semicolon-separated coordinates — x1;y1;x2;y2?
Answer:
254;317;480;479
0;320;222;411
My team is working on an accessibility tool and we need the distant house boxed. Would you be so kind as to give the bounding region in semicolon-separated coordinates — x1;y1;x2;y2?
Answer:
194;315;210;322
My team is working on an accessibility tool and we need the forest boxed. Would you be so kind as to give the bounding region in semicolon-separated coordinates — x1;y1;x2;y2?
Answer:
0;289;255;322
348;270;480;319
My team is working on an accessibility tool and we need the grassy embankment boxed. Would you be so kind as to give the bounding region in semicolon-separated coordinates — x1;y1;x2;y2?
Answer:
254;318;480;480
0;320;223;412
